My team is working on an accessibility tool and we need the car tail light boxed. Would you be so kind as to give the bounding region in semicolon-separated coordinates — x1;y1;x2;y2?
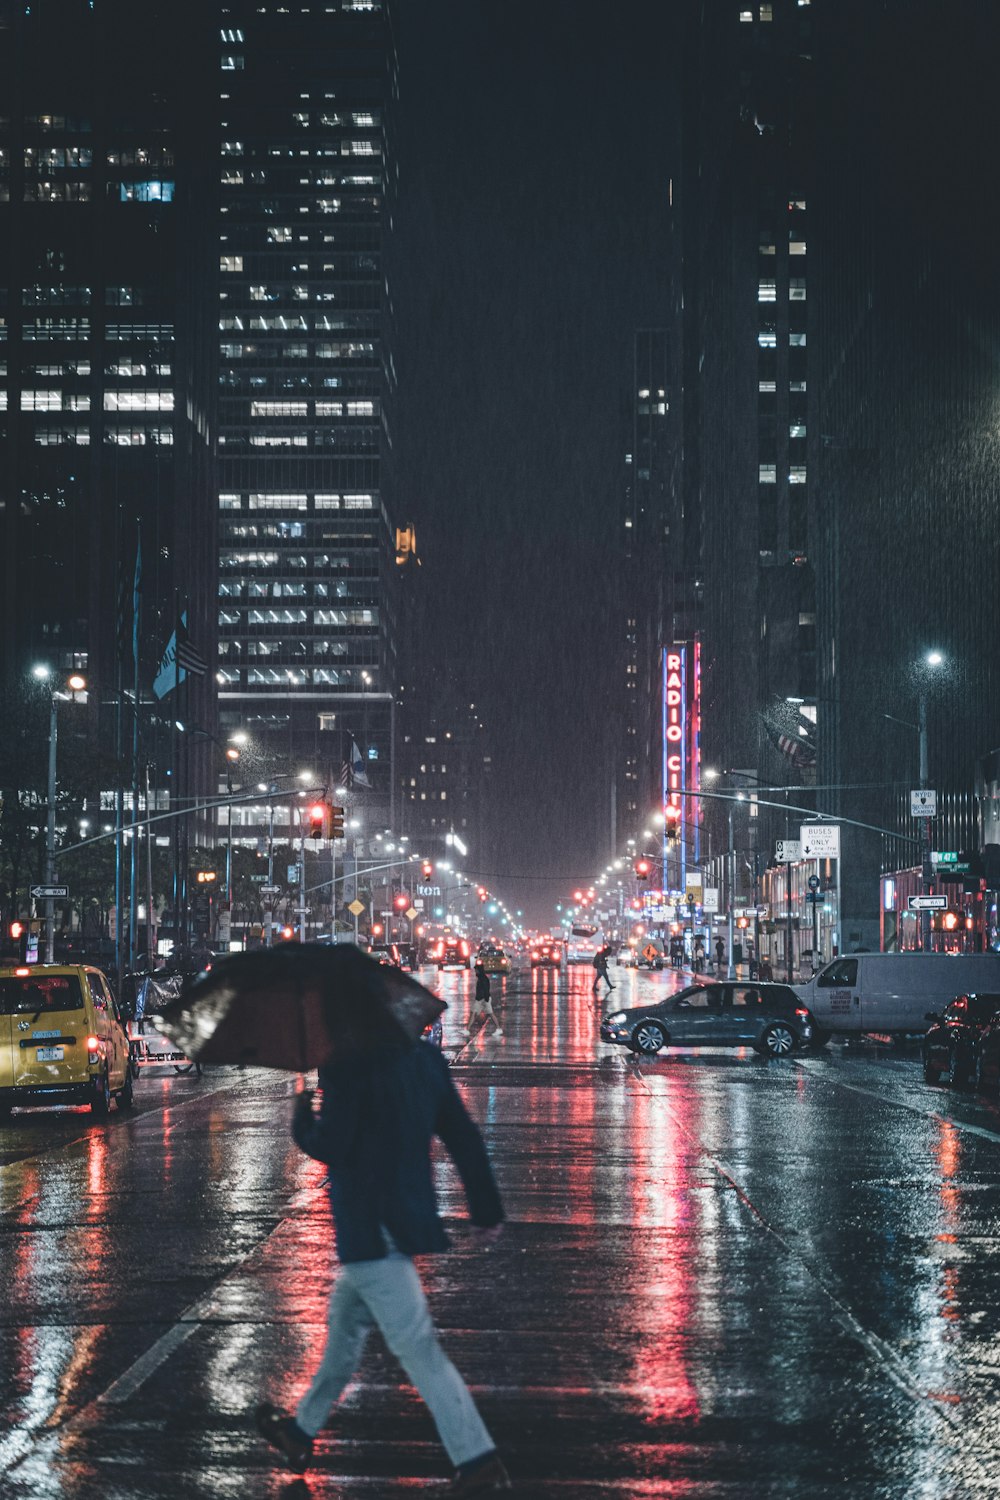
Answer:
14;967;30;977
461;941;469;956
795;1008;809;1018
86;1034;99;1049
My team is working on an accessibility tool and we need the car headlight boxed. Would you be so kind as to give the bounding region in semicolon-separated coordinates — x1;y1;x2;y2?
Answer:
604;1012;626;1026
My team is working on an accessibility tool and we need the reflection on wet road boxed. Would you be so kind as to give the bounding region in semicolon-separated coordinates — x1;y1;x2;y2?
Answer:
3;958;1000;1495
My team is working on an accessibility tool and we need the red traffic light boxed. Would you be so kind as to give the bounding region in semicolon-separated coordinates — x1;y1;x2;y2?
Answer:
308;801;329;838
634;858;652;880
421;860;433;879
394;893;409;911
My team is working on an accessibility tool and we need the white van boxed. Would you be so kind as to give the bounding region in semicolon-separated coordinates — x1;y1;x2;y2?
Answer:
798;953;1000;1040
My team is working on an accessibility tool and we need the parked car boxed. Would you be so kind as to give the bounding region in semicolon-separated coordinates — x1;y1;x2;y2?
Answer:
434;937;471;970
600;980;812;1058
922;993;1000;1087
477;944;510;975
530;940;562;968
0;964;135;1116
368;943;403;968
616;946;638;968
797;953;1000;1042
972;1008;1000;1095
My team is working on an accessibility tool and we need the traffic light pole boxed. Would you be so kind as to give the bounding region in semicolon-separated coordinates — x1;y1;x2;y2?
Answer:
298;813;307;944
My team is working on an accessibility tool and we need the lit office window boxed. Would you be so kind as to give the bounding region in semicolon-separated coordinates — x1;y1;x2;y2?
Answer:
789;467;807;484
759;465;777;483
758;281;777;302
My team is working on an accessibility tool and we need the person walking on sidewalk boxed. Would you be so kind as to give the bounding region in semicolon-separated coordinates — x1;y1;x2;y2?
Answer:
592;944;615;993
715;936;726;974
469;961;502;1038
255;1028;510;1494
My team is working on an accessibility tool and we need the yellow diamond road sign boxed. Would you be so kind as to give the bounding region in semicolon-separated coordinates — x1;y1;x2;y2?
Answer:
348;899;365;917
406;907;419;921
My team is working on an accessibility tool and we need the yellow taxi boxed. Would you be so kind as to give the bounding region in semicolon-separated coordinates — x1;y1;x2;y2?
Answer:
0;965;134;1118
477;944;511;976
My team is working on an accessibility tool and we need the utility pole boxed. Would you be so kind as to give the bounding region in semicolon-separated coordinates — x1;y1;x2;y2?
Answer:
298;808;307;944
44;691;57;964
919;689;932;952
726;799;736;980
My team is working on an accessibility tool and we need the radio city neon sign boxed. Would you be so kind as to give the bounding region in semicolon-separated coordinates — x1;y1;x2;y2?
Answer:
664;649;685;820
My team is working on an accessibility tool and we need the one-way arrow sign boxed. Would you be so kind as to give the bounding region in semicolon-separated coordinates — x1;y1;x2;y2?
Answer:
31;884;69;900
907;894;948;911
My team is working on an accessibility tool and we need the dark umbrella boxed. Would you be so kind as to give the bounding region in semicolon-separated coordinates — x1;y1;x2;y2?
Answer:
154;943;446;1071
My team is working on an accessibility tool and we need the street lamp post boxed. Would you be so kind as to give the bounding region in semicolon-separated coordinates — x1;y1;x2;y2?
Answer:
32;667;86;964
918;685;932;952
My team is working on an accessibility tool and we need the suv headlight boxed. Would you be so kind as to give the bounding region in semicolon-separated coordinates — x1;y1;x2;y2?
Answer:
605;1012;626;1026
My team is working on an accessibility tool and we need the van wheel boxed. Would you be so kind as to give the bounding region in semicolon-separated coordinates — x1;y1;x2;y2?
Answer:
758;1023;796;1058
173;1062;194;1075
118;1068;135;1111
91;1070;111;1117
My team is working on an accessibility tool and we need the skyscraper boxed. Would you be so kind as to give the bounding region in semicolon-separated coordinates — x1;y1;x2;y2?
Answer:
213;1;399;847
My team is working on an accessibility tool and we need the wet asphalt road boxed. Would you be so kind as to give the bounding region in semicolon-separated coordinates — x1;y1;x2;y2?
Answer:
3;960;1000;1497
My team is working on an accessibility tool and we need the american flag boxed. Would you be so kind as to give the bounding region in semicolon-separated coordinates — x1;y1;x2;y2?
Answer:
175;617;208;677
762;697;816;768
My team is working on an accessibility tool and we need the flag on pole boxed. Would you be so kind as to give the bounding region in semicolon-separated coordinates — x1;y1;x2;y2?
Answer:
175;615;208;677
350;736;372;789
153;626;182;700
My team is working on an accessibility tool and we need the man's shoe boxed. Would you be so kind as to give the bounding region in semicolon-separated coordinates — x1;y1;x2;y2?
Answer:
450;1451;511;1494
255;1403;313;1473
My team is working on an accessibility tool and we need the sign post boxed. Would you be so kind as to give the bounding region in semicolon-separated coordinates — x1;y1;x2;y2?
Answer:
776;840;800;982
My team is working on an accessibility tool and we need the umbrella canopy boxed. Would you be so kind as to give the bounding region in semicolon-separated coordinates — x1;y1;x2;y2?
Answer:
154;943;446;1072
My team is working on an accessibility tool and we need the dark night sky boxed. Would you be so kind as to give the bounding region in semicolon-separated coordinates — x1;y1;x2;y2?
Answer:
394;3;675;923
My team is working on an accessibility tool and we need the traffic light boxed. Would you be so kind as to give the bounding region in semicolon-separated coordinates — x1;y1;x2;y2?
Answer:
308;801;329;838
421;860;433;879
665;811;680;844
634;857;652;880
330;804;345;839
394;892;409;912
478;886;487;902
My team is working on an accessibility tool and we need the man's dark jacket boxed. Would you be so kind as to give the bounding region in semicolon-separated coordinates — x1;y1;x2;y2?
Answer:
292;1041;504;1264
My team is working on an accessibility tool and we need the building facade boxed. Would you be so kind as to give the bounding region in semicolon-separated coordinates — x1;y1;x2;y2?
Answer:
213;0;400;854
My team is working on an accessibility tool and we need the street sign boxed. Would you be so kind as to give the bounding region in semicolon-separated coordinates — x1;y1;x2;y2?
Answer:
910;789;937;818
775;839;801;863
908;894;948;911
808;873;821;891
702;887;719;914
406;907;419;921
800;825;840;859
30;884;68;900
287;863;299;885
250;873;268;883
755;904;769;918
347;899;365;917
260;885;282;897
806;892;824;904
932;850;959;864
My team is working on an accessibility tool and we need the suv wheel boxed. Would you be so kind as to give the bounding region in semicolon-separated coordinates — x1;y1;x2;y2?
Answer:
758;1023;796;1058
632;1022;667;1055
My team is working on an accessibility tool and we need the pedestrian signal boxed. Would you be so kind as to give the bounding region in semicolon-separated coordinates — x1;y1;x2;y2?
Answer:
330;804;345;839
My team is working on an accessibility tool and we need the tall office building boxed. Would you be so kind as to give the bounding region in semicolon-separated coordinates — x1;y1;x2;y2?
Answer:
213;1;400;848
812;1;1000;947
0;0;218;817
667;0;818;901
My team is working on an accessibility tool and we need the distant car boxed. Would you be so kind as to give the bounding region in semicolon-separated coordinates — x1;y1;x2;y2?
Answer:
616;946;637;968
567;940;599;965
434;937;471;970
369;943;403;968
600;981;812;1058
922;993;1000;1087
421;1016;444;1048
530;941;562;969
477;945;510;975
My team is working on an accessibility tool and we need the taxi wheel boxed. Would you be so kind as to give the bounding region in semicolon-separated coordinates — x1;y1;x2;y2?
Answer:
118;1068;135;1111
91;1070;111;1117
173;1062;195;1075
